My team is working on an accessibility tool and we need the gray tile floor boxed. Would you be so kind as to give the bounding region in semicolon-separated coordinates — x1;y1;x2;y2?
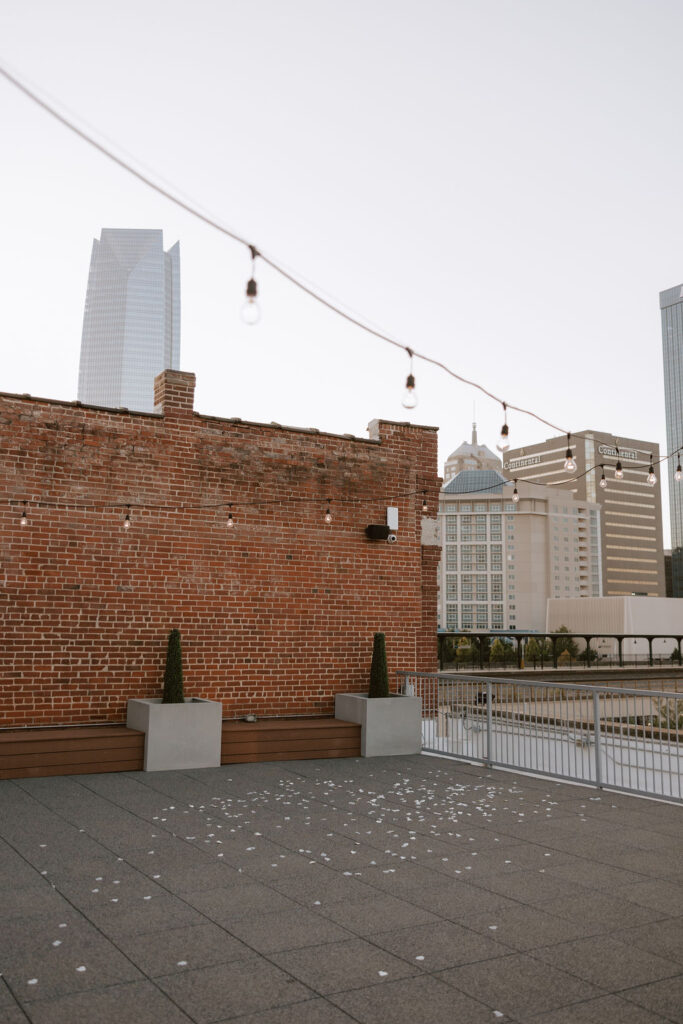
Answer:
0;755;681;1023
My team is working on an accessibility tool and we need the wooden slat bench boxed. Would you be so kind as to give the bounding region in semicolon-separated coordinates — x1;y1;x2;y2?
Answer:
0;716;362;779
221;717;361;764
0;725;145;780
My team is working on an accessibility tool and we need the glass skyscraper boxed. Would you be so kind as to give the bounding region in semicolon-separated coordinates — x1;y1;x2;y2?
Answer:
77;229;180;413
660;284;683;596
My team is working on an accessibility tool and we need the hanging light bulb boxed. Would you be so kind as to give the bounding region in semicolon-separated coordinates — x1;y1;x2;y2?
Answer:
20;502;28;526
512;479;519;503
402;348;417;409
324;499;332;524
599;466;607;489
123;506;131;530
227;503;235;529
647;455;656;486
241;245;261;325
676;454;682;482
614;447;624;480
563;434;576;473
497;403;509;452
421;491;428;513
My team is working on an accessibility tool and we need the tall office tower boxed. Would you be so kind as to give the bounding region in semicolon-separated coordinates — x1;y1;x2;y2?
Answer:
660;285;683;596
77;229;180;413
438;470;601;633
505;432;666;597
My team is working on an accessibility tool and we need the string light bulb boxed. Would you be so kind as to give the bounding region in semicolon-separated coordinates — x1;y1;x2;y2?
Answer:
497;403;509;452
241;245;260;325
123;506;131;530
614;447;624;480
20;502;28;526
324;499;332;524
402;348;417;409
563;434;576;473
676;454;682;482
599;466;607;489
647;455;656;486
227;504;235;529
512;479;519;503
421;491;428;513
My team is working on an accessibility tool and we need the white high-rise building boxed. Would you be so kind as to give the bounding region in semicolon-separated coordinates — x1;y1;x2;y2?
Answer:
77;229;180;413
438;432;602;633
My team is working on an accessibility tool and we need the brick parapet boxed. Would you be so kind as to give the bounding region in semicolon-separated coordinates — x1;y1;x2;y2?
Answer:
0;371;440;727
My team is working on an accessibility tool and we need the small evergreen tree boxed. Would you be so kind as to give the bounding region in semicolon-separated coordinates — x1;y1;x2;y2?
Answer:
490;638;506;663
368;632;390;698
456;637;473;664
525;638;541;666
555;625;579;658
162;628;184;703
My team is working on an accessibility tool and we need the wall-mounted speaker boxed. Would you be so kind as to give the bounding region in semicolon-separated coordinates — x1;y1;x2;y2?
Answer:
365;524;391;540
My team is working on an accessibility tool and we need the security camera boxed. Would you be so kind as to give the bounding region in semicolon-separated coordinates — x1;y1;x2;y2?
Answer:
387;533;398;544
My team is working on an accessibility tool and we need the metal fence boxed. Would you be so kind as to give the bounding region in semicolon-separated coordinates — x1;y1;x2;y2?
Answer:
398;671;683;803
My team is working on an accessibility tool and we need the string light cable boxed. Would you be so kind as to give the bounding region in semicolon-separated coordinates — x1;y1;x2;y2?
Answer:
0;61;585;443
2;63;680;502
9;441;683;527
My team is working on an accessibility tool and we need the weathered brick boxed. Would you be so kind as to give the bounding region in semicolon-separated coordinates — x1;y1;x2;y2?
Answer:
0;370;440;726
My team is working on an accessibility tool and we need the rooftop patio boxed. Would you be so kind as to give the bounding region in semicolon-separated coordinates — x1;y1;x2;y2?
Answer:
0;755;681;1024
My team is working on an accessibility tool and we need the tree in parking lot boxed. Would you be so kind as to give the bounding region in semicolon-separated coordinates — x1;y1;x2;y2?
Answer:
554;625;579;659
525;638;541;667
490;638;507;664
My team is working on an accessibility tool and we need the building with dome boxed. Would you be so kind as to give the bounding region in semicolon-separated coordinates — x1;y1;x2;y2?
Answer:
443;424;502;482
438;430;602;633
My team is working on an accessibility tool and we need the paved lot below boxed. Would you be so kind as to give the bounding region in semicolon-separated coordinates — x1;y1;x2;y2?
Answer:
0;755;681;1024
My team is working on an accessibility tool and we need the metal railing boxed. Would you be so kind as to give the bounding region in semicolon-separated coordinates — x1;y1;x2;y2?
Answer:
437;631;683;671
398;671;683;803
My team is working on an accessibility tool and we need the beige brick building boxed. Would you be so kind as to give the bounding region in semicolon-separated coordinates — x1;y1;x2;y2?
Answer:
505;431;666;597
438;470;602;634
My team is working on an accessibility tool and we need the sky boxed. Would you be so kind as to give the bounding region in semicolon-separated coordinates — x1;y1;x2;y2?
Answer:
1;0;682;543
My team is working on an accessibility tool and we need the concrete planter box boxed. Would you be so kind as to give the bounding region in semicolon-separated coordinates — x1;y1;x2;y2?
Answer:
126;698;222;771
335;693;422;757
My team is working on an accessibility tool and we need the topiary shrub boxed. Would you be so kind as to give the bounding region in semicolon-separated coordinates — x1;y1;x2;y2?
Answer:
162;628;184;704
368;632;390;698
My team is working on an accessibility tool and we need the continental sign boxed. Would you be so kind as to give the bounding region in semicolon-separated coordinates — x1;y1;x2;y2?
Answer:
504;455;541;470
597;444;638;461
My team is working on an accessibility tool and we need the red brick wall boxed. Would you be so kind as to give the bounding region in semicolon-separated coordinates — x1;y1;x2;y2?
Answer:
0;371;440;727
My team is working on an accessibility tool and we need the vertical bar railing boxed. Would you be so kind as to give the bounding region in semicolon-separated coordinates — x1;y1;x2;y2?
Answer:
400;670;682;802
485;680;493;766
593;689;602;789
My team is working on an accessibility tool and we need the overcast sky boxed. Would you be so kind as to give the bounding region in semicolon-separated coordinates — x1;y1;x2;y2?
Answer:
1;0;681;542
